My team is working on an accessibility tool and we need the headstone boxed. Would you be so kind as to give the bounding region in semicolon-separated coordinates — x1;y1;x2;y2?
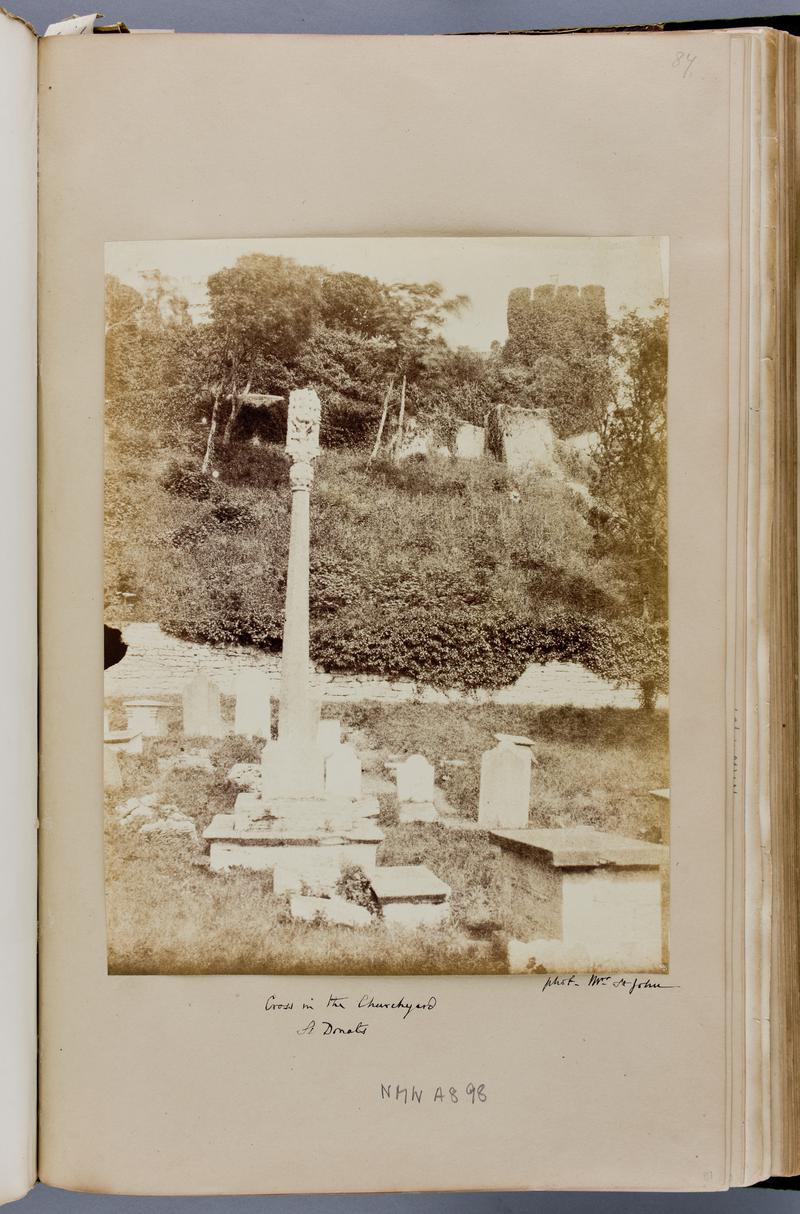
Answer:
182;672;225;738
478;741;531;829
103;741;122;789
234;668;272;738
325;743;362;799
317;719;341;758
454;421;485;459
124;699;171;738
396;754;435;803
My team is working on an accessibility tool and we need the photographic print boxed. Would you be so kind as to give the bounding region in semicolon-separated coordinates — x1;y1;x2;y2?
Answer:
103;236;669;976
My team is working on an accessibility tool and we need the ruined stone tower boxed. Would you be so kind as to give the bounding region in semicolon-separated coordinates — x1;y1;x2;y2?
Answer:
505;283;609;364
502;283;612;438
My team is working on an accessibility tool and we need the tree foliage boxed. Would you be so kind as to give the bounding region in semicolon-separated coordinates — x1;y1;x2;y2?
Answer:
104;255;669;706
591;301;668;620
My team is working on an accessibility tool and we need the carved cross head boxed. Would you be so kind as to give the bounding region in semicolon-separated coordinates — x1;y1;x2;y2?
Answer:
286;388;321;462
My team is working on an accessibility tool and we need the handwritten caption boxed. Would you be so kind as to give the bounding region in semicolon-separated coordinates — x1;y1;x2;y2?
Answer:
265;991;438;1038
540;974;677;993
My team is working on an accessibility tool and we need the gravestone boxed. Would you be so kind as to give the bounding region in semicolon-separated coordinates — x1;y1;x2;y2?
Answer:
182;672;225;738
317;719;341;758
396;754;435;803
325;743;362;799
478;740;531;829
454;421;485;459
124;698;171;738
103;740;122;789
234;668;271;738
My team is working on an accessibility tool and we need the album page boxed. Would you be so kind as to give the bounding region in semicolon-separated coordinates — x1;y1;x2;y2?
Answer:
39;29;739;1192
0;8;38;1206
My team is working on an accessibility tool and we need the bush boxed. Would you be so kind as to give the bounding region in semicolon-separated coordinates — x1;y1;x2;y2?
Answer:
208;501;260;532
160;459;216;500
335;864;379;913
215;441;289;492
312;606;532;691
580;616;668;710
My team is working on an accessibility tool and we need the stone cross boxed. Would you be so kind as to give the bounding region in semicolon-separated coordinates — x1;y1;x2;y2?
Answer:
280;388;320;748
317;719;342;758
262;389;326;798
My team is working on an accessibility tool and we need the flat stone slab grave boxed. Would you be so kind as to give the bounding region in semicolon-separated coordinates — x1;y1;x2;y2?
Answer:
369;865;452;929
104;728;143;755
490;827;668;972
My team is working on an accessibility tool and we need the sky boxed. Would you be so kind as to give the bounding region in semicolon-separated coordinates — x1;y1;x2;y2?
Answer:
106;236;668;352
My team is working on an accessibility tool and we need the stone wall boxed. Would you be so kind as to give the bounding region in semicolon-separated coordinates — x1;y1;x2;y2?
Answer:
104;623;662;710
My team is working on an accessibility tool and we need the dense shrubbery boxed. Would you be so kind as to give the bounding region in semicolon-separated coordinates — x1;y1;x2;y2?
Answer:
104;257;668;708
160;459;217;501
106;432;668;701
106;421;668;703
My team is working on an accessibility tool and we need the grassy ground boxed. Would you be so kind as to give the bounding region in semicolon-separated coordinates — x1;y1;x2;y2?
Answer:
342;701;669;843
104;702;668;975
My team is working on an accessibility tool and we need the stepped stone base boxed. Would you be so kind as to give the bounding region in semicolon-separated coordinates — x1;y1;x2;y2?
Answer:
204;791;383;891
370;865;452;929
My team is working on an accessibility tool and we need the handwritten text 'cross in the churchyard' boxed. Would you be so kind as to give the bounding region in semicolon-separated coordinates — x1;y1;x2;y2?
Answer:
264;991;438;1038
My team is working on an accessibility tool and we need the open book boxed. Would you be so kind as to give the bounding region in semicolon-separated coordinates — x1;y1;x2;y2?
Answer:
2;11;799;1200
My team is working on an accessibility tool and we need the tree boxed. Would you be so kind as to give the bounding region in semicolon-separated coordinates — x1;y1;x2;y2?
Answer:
105;276;145;396
591;301;668;619
319;271;392;337
201;254;324;457
105;272;192;409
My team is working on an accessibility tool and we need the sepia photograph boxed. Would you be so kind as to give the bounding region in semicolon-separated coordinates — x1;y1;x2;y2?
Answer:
103;235;669;976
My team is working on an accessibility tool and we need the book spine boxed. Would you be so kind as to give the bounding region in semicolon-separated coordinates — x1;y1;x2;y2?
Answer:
0;7;38;1206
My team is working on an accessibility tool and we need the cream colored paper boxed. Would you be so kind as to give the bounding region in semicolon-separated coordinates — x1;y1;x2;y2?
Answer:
39;31;737;1193
0;9;38;1206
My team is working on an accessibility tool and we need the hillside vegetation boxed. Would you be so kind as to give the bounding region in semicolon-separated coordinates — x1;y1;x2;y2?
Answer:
105;254;668;703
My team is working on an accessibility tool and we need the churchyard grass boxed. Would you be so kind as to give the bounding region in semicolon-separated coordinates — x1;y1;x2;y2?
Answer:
341;702;669;841
104;702;667;974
